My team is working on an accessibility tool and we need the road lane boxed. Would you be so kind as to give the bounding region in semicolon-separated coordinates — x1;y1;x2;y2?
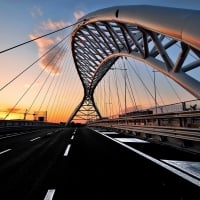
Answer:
0;127;199;200
51;128;200;200
0;127;75;200
98;129;200;181
0;128;61;152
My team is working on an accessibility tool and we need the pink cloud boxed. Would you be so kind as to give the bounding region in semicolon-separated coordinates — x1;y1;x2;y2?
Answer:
73;11;85;20
29;16;77;75
29;34;64;75
41;19;71;31
31;5;43;17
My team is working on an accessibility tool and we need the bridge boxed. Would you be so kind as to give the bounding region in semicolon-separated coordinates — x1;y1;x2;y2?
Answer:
0;5;200;199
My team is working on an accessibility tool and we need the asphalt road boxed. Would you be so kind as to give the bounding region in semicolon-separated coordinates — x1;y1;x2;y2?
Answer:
0;127;199;200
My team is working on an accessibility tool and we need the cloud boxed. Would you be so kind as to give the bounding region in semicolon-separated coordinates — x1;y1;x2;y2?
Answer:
5;108;23;113
39;45;65;75
73;10;85;20
30;10;84;75
29;19;72;75
31;5;43;17
29;34;64;75
0;107;25;119
41;19;71;31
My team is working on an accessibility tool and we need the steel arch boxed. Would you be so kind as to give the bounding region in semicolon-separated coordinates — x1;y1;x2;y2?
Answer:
68;5;200;123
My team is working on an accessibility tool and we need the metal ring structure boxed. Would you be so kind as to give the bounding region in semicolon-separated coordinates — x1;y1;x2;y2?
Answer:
68;5;200;123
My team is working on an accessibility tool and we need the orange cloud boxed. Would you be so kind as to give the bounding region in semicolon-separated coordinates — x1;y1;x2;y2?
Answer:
6;108;23;113
0;107;24;114
0;107;27;120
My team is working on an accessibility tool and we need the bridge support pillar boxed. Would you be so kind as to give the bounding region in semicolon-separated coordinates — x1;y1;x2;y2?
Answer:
67;95;102;124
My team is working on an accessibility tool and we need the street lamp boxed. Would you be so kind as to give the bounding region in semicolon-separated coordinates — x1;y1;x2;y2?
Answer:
111;64;127;116
123;62;127;117
153;70;158;114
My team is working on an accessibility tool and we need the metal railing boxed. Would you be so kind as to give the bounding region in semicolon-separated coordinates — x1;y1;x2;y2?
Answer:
88;99;200;153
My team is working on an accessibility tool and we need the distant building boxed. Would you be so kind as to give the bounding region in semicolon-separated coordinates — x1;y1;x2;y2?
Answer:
33;111;47;122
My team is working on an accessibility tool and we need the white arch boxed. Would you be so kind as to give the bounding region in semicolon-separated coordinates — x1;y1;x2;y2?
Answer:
69;5;200;122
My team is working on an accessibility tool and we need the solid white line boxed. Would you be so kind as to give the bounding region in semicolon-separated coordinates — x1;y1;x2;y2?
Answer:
0;149;12;155
64;144;71;156
30;137;40;142
94;129;200;187
44;189;55;200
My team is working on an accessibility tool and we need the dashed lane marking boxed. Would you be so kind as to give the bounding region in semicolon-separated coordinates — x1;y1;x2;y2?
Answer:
46;132;53;135
64;144;71;156
0;132;28;140
30;137;41;142
101;131;119;135
114;137;149;143
0;149;12;155
71;135;74;140
44;189;55;200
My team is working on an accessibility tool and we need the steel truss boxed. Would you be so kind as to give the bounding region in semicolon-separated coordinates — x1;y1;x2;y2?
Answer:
68;5;200;123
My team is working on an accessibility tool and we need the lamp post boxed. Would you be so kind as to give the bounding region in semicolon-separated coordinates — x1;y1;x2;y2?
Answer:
124;64;127;117
153;70;158;114
111;66;127;117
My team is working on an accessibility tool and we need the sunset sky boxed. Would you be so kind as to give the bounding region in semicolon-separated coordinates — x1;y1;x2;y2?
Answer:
0;0;199;123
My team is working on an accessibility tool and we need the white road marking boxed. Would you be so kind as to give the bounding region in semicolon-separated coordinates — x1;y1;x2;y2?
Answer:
73;128;77;134
30;137;40;142
44;189;55;200
64;144;71;156
114;138;149;143
94;129;200;187
71;135;74;140
0;132;28;140
101;131;119;135
0;149;12;155
162;160;200;179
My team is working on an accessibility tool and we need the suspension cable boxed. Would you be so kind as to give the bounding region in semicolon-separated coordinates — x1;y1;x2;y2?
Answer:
4;33;71;119
127;59;158;106
145;64;166;106
0;19;86;54
113;62;123;115
0;32;71;92
126;72;138;110
37;39;69;114
164;76;182;102
26;39;68;114
48;42;72;120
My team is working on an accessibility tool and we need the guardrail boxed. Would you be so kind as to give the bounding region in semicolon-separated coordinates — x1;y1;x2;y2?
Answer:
96;124;200;141
89;110;200;127
0;119;60;127
88;110;200;153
